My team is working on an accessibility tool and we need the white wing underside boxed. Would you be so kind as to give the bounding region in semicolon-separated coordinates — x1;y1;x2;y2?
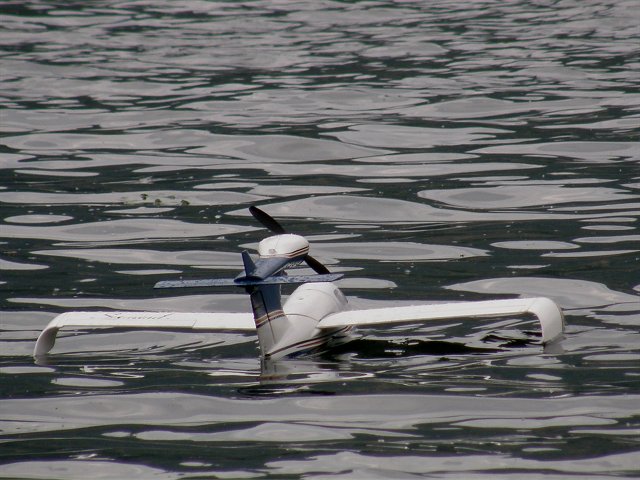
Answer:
34;297;564;357
319;297;564;344
34;311;255;357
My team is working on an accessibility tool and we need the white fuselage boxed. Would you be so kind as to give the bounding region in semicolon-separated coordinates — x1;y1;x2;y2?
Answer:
270;282;352;359
247;234;353;359
251;281;353;359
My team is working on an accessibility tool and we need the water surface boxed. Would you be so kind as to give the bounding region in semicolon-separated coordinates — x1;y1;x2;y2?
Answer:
1;1;639;478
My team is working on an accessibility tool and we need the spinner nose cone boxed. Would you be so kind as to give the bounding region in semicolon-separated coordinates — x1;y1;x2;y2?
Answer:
231;234;311;281
258;234;310;259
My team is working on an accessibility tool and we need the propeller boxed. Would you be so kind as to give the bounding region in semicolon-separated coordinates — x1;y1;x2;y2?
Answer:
249;205;331;275
249;205;286;234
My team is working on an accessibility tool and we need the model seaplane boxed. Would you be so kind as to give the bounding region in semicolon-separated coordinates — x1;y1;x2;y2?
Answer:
34;206;565;359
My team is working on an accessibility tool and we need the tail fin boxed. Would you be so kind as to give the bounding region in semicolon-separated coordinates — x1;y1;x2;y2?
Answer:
240;250;256;278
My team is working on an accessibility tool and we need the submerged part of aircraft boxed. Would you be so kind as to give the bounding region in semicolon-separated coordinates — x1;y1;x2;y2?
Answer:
34;206;565;360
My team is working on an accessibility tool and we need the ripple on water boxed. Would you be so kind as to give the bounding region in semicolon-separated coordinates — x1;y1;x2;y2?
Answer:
265;450;640;477
1;131;389;162
326;124;512;148
492;240;579;250
0;189;265;207
2;392;639;435
4;214;74;224
31;248;241;268
0;258;48;271
448;276;640;318
311;241;487;261
1;218;257;242
471;141;640;163
255;160;539;180
230;194;623;224
418;185;637;209
0;461;182;480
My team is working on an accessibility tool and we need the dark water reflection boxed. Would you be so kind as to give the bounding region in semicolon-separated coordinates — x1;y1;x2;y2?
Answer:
1;1;639;478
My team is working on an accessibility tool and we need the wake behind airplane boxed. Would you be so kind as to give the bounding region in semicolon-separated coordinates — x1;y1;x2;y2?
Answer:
34;206;565;360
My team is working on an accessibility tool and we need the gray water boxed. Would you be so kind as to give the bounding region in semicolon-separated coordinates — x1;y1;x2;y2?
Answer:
1;1;640;478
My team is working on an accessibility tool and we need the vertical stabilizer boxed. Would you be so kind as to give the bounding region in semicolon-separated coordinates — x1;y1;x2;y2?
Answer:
240;250;256;278
250;284;291;355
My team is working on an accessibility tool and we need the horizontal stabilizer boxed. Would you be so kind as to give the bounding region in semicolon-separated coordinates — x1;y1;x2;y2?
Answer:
34;311;256;357
155;273;343;289
317;297;564;344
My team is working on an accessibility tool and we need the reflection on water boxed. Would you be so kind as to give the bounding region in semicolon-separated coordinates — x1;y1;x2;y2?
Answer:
1;0;639;478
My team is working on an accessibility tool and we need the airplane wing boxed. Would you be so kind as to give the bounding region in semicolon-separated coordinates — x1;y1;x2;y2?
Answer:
34;311;256;357
317;297;564;344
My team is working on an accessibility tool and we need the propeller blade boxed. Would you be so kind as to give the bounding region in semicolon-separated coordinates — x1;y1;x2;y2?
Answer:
249;205;332;274
249;205;286;234
304;254;331;275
